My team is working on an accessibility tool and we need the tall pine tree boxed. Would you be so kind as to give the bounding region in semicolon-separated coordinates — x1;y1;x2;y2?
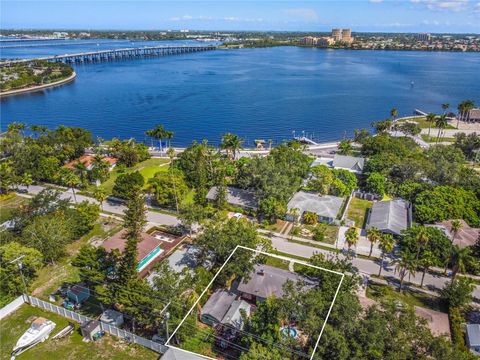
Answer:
118;189;146;284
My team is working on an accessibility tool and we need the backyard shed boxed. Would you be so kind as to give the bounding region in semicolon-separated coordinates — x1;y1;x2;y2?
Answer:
100;309;124;327
67;285;90;305
80;320;101;341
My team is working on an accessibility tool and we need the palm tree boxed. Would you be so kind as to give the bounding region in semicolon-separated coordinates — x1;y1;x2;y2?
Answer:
390;108;398;121
441;103;449;115
366;226;381;258
30;124;48;138
146;125;166;154
91;155;110;183
394;250;416;292
425;113;436;138
464;100;475;123
378;233;395;276
220;133;244;160
93;188;107;211
74;161;89;186
164;131;174;148
338;140;353;156
344;227;359;257
419;250;435;288
63;171;81;203
450;245;473;282
414;226;430;264
435;114;447;143
450;219;463;244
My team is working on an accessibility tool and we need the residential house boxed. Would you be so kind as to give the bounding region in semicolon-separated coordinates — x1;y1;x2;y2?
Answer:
102;230;164;275
65;154;118;171
431;220;479;248
161;348;205;359
206;186;258;210
310;154;365;174
287;191;344;224
234;264;316;303
200;290;251;331
366;199;412;236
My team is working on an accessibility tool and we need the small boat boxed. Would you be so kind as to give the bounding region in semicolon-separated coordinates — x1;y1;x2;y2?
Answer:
12;317;56;353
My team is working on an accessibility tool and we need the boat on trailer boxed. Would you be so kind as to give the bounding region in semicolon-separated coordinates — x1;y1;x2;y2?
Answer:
11;317;56;359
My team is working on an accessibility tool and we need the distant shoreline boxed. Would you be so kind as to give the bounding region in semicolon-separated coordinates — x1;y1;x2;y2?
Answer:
0;71;76;97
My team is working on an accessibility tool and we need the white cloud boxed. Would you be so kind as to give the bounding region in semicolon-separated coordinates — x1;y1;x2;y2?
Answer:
410;0;469;12
369;0;384;3
282;8;319;21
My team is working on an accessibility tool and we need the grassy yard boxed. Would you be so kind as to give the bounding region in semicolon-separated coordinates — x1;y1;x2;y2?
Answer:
265;256;290;270
420;134;456;143
30;218;122;302
398;117;456;129
366;283;446;313
179;323;216;358
346;198;372;228
0;304;157;360
86;158;169;195
0;194;28;223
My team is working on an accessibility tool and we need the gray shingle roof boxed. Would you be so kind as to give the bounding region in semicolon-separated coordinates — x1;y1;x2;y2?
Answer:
236;264;316;300
332;154;365;172
221;299;251;329
200;290;236;324
206;186;258;210
287;191;344;220
366;199;411;236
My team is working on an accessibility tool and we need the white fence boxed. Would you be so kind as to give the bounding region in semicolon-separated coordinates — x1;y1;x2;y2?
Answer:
26;295;167;354
0;295;26;320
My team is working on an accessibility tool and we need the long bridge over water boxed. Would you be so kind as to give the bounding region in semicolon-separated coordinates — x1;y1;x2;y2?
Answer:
0;45;217;67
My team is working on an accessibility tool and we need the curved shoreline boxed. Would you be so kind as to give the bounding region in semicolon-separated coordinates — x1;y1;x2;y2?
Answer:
0;71;76;97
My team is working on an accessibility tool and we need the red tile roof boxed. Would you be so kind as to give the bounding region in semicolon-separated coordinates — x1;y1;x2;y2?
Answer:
64;155;117;169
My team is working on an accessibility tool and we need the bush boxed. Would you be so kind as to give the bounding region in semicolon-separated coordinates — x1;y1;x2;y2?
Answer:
112;171;144;199
312;224;327;241
449;307;467;350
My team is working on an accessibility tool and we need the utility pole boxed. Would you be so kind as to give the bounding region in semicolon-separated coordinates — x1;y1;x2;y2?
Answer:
9;255;29;302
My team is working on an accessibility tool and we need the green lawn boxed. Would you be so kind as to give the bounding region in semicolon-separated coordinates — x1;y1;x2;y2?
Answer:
366;283;446;313
346;198;372;228
86;158;169;195
398;117;456;130
265;256;290;270
0;304;157;360
420;134;456;143
0;194;28;223
179;323;216;358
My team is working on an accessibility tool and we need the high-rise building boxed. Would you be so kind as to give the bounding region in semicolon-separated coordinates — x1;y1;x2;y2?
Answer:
341;29;352;43
300;36;318;46
332;29;342;42
415;33;431;41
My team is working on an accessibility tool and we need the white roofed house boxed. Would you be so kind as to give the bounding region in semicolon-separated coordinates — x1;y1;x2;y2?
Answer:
331;154;365;174
310;154;365;174
466;324;480;355
366;199;412;236
286;191;344;224
200;290;251;331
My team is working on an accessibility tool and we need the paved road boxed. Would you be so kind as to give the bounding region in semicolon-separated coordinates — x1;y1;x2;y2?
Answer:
18;185;179;226
268;234;480;300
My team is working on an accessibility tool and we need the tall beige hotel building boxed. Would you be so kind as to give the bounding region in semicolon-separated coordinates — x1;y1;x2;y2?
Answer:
331;28;353;43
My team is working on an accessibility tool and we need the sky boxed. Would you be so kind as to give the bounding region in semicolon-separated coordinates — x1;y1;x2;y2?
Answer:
1;0;480;33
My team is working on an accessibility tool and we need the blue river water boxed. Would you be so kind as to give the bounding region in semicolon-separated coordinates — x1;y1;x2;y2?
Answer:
1;40;479;146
